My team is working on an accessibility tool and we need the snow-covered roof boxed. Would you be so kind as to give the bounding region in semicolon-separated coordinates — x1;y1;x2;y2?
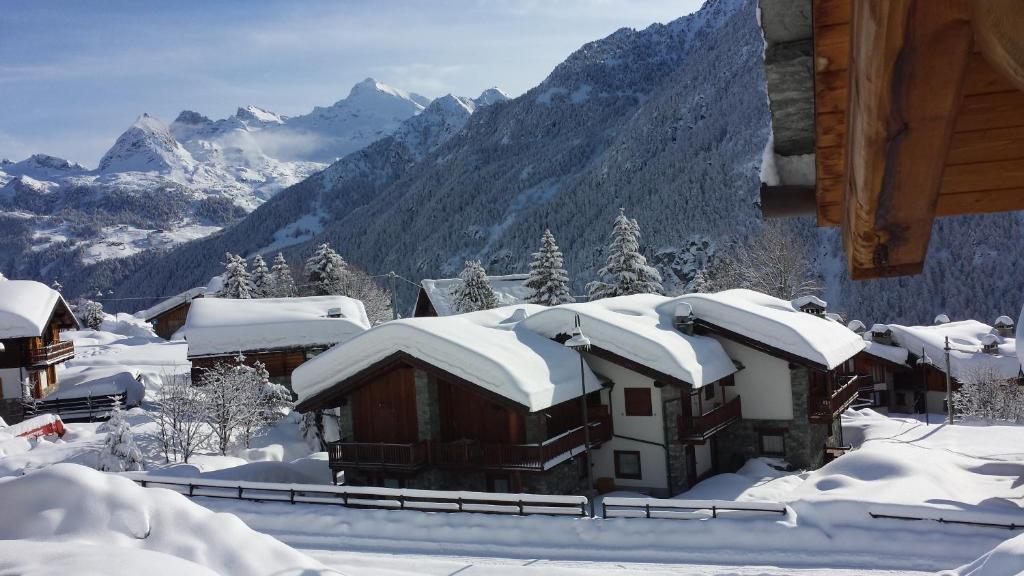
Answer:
184;296;370;357
675;289;866;370
293;304;602;412
520;294;735;388
888;320;1020;380
0;280;77;339
136;286;206;321
418;274;532;316
862;338;910;366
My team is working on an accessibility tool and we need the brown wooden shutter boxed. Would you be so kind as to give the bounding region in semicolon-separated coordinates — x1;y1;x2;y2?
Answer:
623;387;653;416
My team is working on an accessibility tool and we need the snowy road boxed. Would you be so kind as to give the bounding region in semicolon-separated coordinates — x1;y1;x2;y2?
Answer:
302;548;933;575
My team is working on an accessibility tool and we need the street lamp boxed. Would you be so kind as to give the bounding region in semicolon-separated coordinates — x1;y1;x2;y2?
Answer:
916;348;932;425
564;315;594;507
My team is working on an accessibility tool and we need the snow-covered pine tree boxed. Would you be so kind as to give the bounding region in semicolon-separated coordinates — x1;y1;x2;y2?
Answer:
221;252;253;299
305;243;347;296
524;229;574;306
270;252;297;297
250;254;273;298
451;260;499;313
687;267;711;293
76;299;105;330
586;209;663;299
97;399;144;472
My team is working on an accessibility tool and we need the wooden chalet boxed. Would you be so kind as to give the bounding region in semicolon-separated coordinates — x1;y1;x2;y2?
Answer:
413;274;531;317
0;281;80;424
139;286;206;340
294;306;608;493
184;295;370;386
759;0;1024;279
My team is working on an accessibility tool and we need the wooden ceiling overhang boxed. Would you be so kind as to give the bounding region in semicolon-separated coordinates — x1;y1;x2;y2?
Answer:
759;0;1024;279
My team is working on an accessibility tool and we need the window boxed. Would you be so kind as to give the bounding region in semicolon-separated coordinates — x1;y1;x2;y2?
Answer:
614;450;642;479
759;432;786;456
623;388;653;416
703;384;715;402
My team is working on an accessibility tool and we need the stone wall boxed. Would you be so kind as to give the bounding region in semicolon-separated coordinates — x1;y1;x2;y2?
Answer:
660;385;693;495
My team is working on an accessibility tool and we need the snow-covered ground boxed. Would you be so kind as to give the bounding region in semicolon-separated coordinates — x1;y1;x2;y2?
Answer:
2;315;1022;575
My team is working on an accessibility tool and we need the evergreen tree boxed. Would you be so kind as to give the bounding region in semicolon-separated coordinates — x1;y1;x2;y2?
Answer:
586;209;663;299
688;267;712;293
76;299;105;330
270;252;297;297
250;254;273;298
524;229;574;306
97;399;144;472
451;260;499;313
221;252;253;299
305;243;347;296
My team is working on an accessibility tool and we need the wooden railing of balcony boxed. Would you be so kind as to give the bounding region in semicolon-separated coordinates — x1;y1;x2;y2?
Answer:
809;374;862;423
678;395;742;442
328;440;430;471
27;340;74;366
328;415;613;473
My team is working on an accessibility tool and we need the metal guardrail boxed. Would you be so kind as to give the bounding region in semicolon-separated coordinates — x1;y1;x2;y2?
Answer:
122;473;590;517
868;504;1024;531
24;392;127;422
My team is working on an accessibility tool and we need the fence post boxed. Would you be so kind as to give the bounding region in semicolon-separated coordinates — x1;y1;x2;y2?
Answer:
399;494;405;510
188;483;194;497
582;500;588;518
141;479;147;488
343;491;349;506
518;499;524;516
458;497;463;512
238;486;243;499
712;505;717;519
290;489;295;504
645;503;651;519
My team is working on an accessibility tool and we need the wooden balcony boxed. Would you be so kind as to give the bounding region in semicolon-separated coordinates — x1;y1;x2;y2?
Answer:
678;395;742;442
27;340;74;366
327;440;430;472
809;374;862;423
328;416;613;473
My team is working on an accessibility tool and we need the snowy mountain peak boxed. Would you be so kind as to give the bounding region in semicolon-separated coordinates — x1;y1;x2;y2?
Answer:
98;113;195;174
475;87;510;107
341;78;429;110
235;105;285;125
173;110;212;125
427;94;476;116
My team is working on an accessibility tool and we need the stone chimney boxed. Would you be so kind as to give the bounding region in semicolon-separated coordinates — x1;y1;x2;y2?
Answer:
934;314;950;325
326;307;344;318
870;324;894;346
674;302;694;335
792;295;827;317
847;319;866;335
994;315;1015;338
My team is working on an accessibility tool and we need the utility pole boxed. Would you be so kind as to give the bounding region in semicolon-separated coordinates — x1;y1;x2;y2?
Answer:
388;272;398;320
944;336;954;425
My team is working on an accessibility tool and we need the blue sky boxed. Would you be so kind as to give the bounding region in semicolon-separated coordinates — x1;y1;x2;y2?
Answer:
0;0;704;167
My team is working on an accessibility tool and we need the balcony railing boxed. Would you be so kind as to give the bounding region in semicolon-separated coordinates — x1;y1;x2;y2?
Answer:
809;374;862;422
328;415;613;473
27;340;75;366
678;395;742;442
328;440;430;471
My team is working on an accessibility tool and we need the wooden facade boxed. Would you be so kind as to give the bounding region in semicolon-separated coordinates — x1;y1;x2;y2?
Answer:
760;0;1024;279
149;300;191;340
190;348;311;386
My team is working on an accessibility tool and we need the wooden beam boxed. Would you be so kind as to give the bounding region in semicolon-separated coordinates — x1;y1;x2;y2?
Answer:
843;0;974;279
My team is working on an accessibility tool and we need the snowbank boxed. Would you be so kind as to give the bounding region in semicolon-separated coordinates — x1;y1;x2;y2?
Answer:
294;304;601;411
0;463;339;575
674;289;866;369
0;280;76;338
521;294;736;387
184;295;370;357
420;273;532;316
100;312;161;339
949;532;1024;576
52;366;145;404
888;320;1019;380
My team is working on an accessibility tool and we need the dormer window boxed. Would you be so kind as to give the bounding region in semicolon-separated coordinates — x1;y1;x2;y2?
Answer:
792;295;827;317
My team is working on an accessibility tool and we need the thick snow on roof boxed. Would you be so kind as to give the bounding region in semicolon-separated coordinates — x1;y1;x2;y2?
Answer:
520;294;735;387
137;286;206;320
862;337;910;366
792;295;827;309
420;273;532;316
293;304;601;412
184;296;370;357
0;280;73;339
888;320;1019;380
675;289;866;370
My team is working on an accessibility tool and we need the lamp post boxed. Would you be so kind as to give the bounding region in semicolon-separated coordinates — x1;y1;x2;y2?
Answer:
564;315;594;508
916;348;932;425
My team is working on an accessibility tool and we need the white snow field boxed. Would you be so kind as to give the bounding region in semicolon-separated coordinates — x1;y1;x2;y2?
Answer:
0;464;340;575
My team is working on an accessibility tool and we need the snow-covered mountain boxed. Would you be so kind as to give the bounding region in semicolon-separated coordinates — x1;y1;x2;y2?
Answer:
0;79;447;289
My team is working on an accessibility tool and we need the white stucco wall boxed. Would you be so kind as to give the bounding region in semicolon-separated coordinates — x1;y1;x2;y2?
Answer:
714;338;794;420
0;367;24;399
585;354;669;492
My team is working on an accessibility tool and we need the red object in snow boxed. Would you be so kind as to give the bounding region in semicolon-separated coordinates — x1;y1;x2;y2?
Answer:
5;414;66;439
